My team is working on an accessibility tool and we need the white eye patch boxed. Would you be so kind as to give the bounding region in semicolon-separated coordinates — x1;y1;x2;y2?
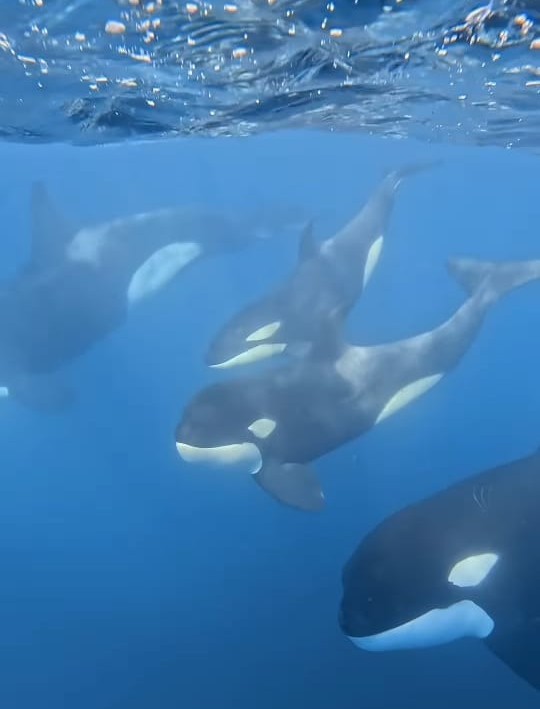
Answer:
246;321;282;342
448;553;499;588
248;418;276;439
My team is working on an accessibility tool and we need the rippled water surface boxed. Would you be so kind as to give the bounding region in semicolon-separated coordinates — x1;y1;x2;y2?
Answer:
2;1;540;146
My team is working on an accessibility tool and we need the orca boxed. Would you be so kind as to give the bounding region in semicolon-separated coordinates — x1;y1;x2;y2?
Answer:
0;183;303;411
338;447;540;692
205;161;438;370
176;257;540;511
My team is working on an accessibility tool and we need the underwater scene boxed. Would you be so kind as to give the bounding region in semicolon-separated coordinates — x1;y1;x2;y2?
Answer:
1;2;540;708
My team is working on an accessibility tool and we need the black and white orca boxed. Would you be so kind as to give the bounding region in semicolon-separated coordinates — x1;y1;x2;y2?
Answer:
0;183;301;411
176;257;540;511
205;162;437;370
339;447;540;692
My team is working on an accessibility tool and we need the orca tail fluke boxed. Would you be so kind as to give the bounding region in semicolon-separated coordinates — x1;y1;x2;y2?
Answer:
386;158;443;191
447;257;540;303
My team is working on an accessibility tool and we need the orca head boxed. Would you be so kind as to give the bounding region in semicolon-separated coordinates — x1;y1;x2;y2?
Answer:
339;527;499;653
175;379;280;474
205;298;291;370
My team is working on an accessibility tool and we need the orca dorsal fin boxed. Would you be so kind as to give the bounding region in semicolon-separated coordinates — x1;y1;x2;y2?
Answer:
297;220;318;263
29;182;75;270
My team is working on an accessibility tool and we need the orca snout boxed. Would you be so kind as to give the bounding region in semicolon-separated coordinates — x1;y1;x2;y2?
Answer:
338;594;375;639
339;602;362;636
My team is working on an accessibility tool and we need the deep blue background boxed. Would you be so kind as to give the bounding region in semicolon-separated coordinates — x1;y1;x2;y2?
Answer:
0;132;539;707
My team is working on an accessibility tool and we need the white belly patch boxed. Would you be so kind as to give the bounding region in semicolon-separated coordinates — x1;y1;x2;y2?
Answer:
127;242;202;305
375;373;443;425
363;235;383;288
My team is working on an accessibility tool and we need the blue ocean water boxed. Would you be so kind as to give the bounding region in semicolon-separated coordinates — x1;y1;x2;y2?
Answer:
3;1;540;149
0;130;539;708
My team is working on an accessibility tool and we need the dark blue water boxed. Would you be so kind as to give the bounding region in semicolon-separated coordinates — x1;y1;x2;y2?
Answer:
0;132;539;707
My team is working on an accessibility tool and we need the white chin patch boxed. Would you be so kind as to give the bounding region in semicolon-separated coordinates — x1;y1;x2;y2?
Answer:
210;343;286;369
176;441;262;475
127;242;202;305
448;553;499;588
348;600;494;652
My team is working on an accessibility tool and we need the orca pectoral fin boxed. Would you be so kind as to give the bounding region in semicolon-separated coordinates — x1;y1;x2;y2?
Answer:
253;461;325;512
485;623;540;691
10;373;76;413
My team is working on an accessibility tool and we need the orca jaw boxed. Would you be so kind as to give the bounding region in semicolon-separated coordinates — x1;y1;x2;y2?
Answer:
176;440;263;475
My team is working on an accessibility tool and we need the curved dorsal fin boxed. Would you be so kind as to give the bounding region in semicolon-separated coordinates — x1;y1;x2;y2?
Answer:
29;181;75;270
298;220;318;263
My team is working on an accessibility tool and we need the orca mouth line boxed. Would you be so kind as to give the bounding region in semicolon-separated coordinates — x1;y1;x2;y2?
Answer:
208;343;287;369
176;441;263;474
346;600;494;652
